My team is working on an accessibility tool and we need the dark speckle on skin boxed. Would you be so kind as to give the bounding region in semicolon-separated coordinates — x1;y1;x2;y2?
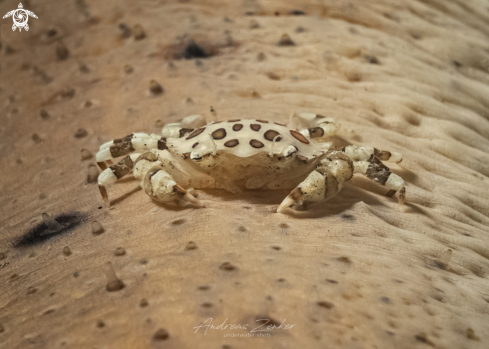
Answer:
15;212;87;248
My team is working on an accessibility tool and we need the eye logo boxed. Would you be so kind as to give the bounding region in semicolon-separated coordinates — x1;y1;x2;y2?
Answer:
3;3;38;32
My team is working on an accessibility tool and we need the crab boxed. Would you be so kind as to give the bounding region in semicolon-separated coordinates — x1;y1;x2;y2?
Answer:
96;113;406;214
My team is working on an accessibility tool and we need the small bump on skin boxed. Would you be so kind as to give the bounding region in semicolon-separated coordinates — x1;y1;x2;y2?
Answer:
114;247;126;256
185;241;198;250
277;33;295;46
224;139;239;147
133;24;146;40
250;124;261;131
186;127;205;139
62;246;72;256
96;320;105;328
250;139;264;148
211;128;227;140
153;328;170;341
87;165;99;183
264;130;282;141
92;221;104;235
149;80;164;96
124;64;133;74
105;262;125;292
290;130;310;144
74;128;88;138
56;43;70;60
232;124;243;131
317;301;334;309
81;149;92;160
219;262;236;271
140;298;149;307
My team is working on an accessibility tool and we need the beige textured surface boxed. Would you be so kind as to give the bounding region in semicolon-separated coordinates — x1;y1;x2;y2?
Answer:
1;0;489;348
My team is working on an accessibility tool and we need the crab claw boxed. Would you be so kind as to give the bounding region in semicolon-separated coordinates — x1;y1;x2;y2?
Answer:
277;187;305;214
174;184;204;208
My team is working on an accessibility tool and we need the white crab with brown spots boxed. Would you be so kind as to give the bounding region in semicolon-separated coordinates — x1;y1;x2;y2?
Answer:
96;113;406;213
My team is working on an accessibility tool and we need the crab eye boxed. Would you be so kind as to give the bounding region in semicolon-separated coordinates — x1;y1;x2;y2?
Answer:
190;153;202;161
283;146;298;158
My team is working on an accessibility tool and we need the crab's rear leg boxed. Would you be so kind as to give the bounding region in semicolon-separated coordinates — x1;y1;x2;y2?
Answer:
352;155;406;210
342;145;402;164
98;153;142;207
96;133;166;170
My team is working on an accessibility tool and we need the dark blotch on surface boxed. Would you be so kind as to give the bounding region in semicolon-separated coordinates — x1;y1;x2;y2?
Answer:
289;10;306;15
364;55;380;64
414;332;434;346
220;262;236;271
198;285;210;291
271;246;281;250
140;298;149;307
317;301;334;309
56;43;70;61
452;60;462;68
380;296;390;304
15;212;86;248
201;302;213;308
326;279;338;284
184;40;208;59
153;328;170;341
96;320;105;328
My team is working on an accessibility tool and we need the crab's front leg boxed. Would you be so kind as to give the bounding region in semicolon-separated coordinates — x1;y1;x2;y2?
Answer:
277;152;354;213
290;112;338;141
161;114;207;138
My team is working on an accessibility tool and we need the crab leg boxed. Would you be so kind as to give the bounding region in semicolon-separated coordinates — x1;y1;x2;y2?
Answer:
96;133;166;170
97;153;142;207
342;145;402;164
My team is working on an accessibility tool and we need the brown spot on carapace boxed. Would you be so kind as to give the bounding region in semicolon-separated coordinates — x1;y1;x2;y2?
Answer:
186;127;205;140
192;142;199;148
250;124;261;131
224;139;239;147
211;128;227;140
250;139;264;148
274;122;287;126
290;130;309;144
256;119;269;123
264;130;282;141
227;119;241;122
233;124;243;131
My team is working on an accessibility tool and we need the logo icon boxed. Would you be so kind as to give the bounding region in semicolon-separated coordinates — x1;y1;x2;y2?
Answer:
3;3;38;32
